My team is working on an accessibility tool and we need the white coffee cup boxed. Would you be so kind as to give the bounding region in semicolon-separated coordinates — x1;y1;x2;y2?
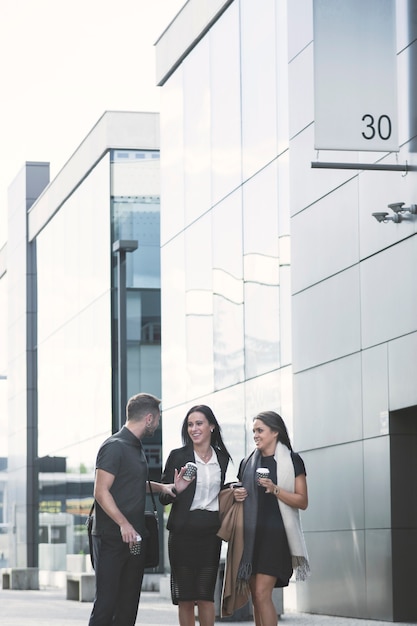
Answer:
183;461;198;481
256;467;270;484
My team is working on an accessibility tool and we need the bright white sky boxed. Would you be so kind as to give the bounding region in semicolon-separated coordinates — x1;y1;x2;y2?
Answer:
0;0;185;248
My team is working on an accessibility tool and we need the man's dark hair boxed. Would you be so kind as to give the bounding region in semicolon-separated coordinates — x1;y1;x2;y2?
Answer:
126;393;161;422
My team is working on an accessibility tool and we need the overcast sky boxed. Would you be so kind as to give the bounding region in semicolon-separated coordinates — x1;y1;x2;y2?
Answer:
0;0;185;248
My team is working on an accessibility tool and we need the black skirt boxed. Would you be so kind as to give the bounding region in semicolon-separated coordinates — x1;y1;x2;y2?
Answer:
168;510;221;604
252;456;293;587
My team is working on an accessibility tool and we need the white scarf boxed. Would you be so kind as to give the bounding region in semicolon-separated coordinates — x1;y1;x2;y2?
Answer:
274;441;310;581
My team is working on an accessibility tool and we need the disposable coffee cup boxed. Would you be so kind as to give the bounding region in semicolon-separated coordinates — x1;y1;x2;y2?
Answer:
256;467;270;484
129;535;142;555
183;461;198;481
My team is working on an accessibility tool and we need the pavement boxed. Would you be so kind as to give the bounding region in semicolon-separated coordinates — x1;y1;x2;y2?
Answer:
1;587;417;626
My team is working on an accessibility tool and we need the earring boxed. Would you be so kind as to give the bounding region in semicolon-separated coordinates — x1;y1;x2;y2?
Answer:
211;429;214;433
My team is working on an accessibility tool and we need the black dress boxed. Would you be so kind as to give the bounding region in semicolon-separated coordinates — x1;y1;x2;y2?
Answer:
252;453;305;587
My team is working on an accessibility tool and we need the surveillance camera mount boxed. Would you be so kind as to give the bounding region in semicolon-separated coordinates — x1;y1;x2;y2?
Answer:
373;202;417;223
388;202;405;213
372;212;389;223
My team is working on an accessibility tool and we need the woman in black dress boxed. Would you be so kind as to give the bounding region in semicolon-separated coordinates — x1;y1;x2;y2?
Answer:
160;405;231;626
233;411;310;626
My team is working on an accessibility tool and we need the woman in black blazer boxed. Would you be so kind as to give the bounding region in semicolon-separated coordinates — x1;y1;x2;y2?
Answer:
160;405;231;626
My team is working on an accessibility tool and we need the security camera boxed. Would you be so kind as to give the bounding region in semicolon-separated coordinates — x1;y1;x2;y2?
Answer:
388;202;405;213
372;212;389;223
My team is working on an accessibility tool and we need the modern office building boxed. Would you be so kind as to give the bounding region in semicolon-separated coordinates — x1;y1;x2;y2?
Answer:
0;111;164;575
1;1;417;622
155;0;417;622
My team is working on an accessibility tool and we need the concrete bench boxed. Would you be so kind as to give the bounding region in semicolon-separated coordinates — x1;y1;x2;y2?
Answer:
66;572;95;602
1;567;39;590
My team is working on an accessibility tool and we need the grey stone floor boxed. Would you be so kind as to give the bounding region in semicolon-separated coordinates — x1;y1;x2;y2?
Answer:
1;588;416;625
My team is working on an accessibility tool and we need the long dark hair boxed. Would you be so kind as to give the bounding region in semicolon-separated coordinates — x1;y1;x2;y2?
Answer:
181;405;232;461
254;410;293;451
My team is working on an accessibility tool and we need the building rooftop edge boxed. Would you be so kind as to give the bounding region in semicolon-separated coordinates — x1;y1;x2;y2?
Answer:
28;110;160;241
155;0;234;85
0;242;6;278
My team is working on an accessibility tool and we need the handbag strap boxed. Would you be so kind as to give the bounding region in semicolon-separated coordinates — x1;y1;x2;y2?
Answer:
147;479;157;514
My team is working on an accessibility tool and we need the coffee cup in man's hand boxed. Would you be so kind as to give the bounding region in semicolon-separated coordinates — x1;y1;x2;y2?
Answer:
129;535;142;555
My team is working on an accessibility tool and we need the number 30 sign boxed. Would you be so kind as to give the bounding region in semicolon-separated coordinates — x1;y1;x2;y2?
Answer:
313;0;398;152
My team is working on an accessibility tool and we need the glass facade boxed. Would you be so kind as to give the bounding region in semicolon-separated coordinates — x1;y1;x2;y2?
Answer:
34;147;162;569
242;162;280;380
1;116;162;572
159;0;290;479
0;271;7;567
37;156;112;474
0;272;7;459
157;0;417;620
111;149;162;483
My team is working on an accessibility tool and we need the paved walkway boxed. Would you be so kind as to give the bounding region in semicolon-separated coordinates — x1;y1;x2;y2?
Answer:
1;587;417;626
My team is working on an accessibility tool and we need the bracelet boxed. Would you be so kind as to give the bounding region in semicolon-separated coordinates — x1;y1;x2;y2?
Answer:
274;485;280;496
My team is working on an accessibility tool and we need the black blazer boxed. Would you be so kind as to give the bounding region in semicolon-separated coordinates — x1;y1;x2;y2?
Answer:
159;444;229;533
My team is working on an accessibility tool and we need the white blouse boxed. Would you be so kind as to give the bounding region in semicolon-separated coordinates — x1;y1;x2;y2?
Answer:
190;448;221;511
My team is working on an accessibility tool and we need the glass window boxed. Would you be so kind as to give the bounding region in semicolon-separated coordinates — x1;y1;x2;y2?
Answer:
36;155;112;567
183;38;212;225
126;289;161;399
110;150;162;480
160;70;185;246
0;275;7;459
111;149;161;289
37;157;111;345
245;370;285;452
211;383;246;482
276;1;290;156
160;236;187;408
210;1;242;205
241;0;278;180
37;156;112;466
50;526;66;544
184;213;214;397
212;189;244;389
243;161;280;378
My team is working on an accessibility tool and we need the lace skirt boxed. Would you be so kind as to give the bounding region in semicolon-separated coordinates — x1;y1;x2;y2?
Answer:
168;510;222;604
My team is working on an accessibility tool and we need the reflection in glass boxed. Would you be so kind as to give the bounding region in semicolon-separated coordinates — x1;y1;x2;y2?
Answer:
160;70;185;245
183;39;211;225
241;0;278;180
243;162;280;378
160;238;187;408
212;192;244;389
210;1;241;205
36;148;163;572
185;215;214;396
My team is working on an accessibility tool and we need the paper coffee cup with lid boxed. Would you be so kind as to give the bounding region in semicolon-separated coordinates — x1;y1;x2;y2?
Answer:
183;461;198;481
256;467;270;484
129;534;142;555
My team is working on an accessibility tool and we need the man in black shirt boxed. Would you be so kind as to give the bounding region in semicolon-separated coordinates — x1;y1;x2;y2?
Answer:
88;392;175;626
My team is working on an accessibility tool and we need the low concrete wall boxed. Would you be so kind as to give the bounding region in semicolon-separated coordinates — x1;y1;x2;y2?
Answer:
1;568;39;590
